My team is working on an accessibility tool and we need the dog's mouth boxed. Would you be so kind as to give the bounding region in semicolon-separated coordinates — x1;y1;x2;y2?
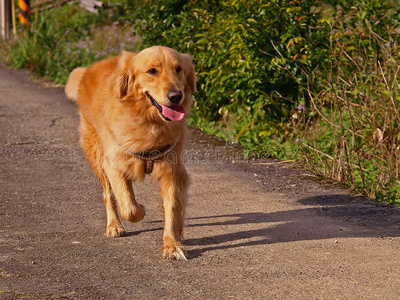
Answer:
146;92;185;122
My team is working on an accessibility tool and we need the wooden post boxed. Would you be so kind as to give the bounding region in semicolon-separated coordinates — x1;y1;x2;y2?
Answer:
11;0;16;35
0;0;12;40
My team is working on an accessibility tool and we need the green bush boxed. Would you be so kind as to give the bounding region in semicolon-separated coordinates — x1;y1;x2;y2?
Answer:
126;0;331;147
125;0;400;205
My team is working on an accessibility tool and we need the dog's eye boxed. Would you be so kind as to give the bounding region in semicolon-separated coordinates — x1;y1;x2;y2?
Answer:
147;68;158;75
176;67;182;74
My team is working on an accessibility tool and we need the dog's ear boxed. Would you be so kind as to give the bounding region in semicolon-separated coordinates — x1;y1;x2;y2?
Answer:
182;54;197;93
117;51;136;100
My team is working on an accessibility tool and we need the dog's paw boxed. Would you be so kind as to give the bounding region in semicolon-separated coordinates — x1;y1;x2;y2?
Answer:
105;224;126;237
122;204;146;223
162;243;187;261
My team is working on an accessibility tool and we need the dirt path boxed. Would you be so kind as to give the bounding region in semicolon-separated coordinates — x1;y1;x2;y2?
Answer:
0;65;399;300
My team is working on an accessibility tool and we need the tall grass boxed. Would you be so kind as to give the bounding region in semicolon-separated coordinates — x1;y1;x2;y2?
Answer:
296;11;400;206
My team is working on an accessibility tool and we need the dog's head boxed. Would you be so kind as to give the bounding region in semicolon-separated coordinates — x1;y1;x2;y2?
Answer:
116;46;196;122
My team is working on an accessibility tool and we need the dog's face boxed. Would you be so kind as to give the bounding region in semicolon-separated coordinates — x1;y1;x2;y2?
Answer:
117;46;196;122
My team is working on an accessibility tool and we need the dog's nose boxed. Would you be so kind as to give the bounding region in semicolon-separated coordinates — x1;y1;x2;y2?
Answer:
167;90;183;104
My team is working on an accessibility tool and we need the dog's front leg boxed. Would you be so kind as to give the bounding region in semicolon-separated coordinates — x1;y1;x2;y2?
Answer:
157;163;188;260
103;160;146;230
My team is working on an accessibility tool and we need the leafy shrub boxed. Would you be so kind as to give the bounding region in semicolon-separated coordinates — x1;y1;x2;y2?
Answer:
125;0;331;146
125;0;400;205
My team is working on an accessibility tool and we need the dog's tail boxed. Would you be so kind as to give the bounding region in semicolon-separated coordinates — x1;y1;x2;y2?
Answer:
65;67;87;101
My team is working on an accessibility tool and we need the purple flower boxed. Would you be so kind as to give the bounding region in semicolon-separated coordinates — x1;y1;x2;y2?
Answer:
297;105;305;111
77;41;86;49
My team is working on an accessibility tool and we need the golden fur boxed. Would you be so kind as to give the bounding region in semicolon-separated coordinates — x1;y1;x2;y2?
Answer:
65;46;196;260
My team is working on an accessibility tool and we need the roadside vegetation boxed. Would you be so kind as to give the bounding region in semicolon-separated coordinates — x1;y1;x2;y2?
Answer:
0;2;136;83
1;0;399;207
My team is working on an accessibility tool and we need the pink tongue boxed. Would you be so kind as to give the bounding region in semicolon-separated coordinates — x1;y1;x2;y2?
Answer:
161;105;185;121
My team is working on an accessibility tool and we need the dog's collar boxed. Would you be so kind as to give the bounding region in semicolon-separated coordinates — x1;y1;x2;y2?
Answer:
117;137;180;174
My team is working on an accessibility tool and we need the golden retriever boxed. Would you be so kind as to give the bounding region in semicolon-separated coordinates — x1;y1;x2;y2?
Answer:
65;46;196;260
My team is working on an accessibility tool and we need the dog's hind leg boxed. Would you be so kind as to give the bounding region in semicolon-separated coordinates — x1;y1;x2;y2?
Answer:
79;117;126;237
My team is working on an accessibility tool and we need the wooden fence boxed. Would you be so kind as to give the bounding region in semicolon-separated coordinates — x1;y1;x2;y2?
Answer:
31;0;70;13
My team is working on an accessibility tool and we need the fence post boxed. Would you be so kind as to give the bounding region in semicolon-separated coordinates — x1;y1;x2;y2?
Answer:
11;0;16;35
0;0;12;40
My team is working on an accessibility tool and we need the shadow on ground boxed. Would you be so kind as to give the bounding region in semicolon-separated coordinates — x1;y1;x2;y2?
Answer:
183;194;400;259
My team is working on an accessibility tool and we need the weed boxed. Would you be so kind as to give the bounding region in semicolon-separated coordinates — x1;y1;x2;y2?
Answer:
297;5;400;204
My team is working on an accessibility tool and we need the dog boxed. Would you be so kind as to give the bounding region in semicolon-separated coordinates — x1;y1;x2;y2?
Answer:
65;46;196;260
